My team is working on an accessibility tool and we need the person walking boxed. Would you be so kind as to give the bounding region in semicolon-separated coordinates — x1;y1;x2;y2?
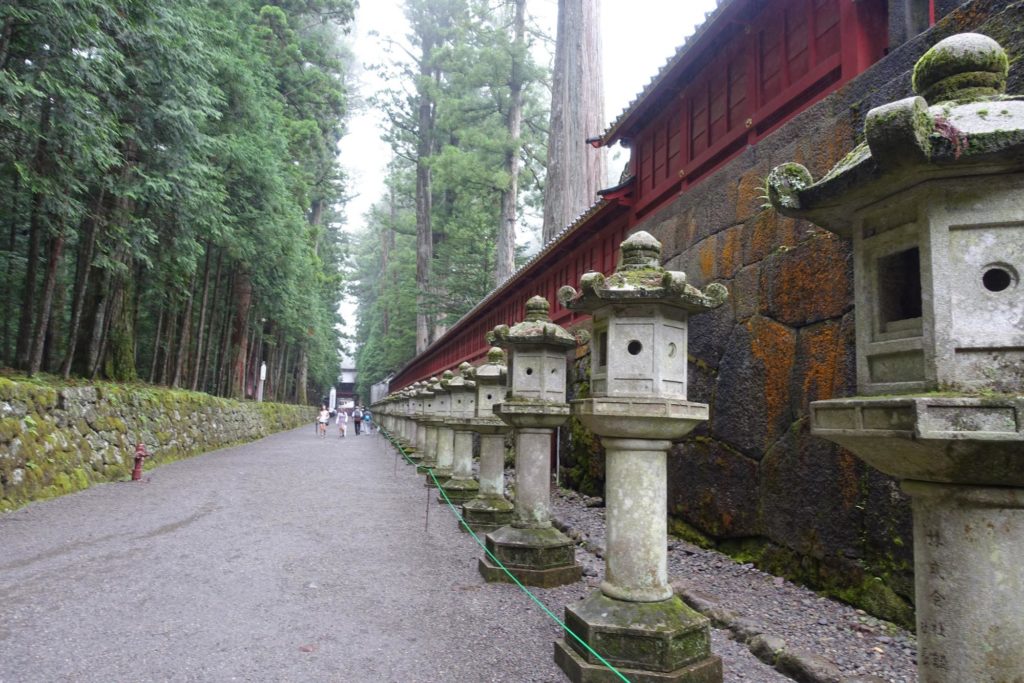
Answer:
352;406;363;435
317;405;330;438
337;408;348;438
363;409;373;434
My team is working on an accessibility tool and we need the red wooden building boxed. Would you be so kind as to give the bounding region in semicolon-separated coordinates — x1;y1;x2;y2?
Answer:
389;0;937;391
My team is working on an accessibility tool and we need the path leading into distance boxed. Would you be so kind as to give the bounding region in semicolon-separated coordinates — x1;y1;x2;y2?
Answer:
0;427;573;682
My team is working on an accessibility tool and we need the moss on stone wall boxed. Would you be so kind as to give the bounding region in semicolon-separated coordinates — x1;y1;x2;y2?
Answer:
0;376;314;512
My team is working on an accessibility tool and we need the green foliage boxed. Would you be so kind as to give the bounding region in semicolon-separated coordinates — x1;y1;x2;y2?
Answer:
351;0;551;392
0;0;354;403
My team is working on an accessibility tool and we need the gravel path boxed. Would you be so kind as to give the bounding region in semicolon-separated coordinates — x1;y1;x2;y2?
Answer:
0;428;913;682
551;490;918;683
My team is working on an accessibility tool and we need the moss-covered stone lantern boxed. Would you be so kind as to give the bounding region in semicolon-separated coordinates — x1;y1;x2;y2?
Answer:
440;363;480;505
461;348;514;534
480;296;582;587
555;231;726;683
413;380;435;470
768;33;1024;683
424;371;455;488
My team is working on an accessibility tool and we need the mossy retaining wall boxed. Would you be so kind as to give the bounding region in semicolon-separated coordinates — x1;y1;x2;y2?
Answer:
0;377;315;512
560;0;1024;627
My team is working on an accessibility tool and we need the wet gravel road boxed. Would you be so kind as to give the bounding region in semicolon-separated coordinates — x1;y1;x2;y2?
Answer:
1;428;788;682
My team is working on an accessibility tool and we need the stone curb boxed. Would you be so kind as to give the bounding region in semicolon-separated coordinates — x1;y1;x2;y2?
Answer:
672;580;886;683
551;514;882;683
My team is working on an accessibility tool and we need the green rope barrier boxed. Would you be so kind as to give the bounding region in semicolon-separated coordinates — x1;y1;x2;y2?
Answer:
378;427;631;683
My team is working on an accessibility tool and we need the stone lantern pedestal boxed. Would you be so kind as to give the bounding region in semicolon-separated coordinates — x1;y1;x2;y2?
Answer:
479;297;582;588
768;34;1024;682
555;232;725;682
461;421;513;533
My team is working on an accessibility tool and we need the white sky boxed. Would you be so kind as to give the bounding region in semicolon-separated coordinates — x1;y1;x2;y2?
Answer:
336;0;719;352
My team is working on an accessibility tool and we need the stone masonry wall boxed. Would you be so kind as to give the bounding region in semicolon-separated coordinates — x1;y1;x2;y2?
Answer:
0;377;315;512
563;0;1024;624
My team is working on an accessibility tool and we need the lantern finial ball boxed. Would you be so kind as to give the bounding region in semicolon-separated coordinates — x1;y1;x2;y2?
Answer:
524;296;551;322
912;33;1008;103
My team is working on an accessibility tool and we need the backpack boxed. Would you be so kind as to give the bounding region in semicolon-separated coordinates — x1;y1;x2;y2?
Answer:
353;408;363;420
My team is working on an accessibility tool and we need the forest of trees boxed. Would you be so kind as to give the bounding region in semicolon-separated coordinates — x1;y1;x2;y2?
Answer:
349;0;589;398
349;0;605;400
1;0;605;406
0;0;354;403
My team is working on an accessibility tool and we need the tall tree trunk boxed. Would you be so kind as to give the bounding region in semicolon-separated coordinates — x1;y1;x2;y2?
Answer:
43;260;66;372
171;270;198;388
191;245;215;390
103;274;137;382
160;304;177;385
149;306;165;383
17;100;52;369
28;231;65;375
296;347;308;405
415;36;438;353
199;253;224;392
277;342;290;402
229;271;253;399
495;0;527;286
61;191;103;378
15;191;43;368
215;271;235;396
541;0;606;243
86;267;112;378
3;173;20;365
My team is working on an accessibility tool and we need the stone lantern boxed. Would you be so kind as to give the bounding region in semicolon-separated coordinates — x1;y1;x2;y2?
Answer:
394;390;414;460
413;380;435;470
768;33;1024;683
461;348;514;533
555;231;727;683
424;372;456;488
404;387;421;461
440;363;480;505
480;296;582;587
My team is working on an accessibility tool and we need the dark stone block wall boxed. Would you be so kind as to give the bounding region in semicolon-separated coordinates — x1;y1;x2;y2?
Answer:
563;0;1024;622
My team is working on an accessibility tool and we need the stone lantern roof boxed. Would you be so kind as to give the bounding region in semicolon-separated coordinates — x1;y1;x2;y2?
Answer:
473;347;507;382
444;363;475;390
489;296;577;349
767;33;1023;236
558;231;727;312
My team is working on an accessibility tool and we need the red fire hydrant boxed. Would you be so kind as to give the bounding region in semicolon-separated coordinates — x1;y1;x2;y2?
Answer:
132;442;149;481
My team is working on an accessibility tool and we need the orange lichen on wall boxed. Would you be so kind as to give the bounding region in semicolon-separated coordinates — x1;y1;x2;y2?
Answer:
736;167;769;223
797;321;843;408
698;237;717;280
749;316;797;445
718;225;743;280
762;233;851;326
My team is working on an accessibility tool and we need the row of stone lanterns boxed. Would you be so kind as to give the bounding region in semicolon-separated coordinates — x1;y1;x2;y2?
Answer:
374;230;727;683
373;31;1022;683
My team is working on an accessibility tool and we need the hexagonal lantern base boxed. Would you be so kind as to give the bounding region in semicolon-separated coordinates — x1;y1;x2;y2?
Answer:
555;592;721;683
438;476;479;505
460;495;514;534
424;467;452;489
478;525;582;587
